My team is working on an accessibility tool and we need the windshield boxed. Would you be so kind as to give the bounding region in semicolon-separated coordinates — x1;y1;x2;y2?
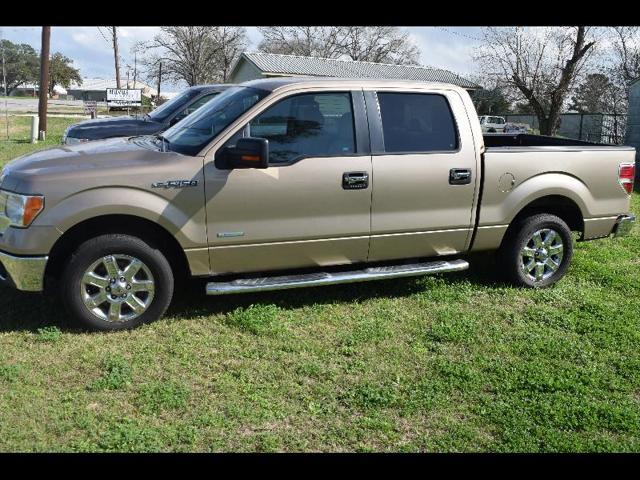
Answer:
162;86;270;156
148;89;200;122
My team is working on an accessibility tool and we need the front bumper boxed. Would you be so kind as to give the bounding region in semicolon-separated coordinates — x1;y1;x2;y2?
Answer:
0;250;48;291
612;214;636;237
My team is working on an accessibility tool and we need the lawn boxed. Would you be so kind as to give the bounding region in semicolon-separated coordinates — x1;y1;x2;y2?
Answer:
0;118;639;452
0;115;78;165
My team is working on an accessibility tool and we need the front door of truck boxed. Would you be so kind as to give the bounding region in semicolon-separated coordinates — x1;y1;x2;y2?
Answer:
204;90;372;275
366;89;479;262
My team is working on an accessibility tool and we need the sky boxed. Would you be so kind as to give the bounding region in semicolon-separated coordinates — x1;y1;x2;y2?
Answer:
0;26;484;93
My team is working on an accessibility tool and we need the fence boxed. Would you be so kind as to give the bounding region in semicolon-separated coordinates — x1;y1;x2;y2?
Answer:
499;113;628;145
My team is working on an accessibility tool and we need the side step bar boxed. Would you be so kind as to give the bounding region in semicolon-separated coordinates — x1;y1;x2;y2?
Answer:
206;259;469;295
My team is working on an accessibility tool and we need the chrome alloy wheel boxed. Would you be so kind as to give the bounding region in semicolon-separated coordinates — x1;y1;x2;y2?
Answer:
520;228;564;283
80;254;155;322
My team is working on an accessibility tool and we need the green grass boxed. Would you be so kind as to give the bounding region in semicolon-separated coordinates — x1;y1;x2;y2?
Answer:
1;121;640;451
0;116;78;166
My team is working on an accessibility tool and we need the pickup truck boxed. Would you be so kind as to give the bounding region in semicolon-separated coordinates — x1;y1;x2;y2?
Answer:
62;84;230;145
0;78;636;331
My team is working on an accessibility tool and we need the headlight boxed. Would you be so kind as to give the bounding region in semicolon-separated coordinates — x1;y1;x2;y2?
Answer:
0;190;45;227
64;136;89;146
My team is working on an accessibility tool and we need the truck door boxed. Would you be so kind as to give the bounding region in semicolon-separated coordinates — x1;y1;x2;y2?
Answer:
365;89;480;262
204;90;372;274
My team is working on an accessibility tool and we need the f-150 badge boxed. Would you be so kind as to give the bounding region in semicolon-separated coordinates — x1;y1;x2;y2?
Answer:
152;180;199;189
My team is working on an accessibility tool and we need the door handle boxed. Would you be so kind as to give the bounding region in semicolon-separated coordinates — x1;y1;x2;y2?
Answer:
449;168;472;185
342;171;369;190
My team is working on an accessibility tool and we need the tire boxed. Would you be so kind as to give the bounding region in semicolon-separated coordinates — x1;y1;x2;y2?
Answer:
498;213;573;288
60;234;174;331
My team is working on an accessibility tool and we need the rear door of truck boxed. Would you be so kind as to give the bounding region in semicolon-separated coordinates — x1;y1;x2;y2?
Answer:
364;87;481;262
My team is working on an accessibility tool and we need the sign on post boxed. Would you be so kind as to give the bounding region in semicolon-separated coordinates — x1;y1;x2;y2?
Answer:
83;101;98;118
106;88;142;108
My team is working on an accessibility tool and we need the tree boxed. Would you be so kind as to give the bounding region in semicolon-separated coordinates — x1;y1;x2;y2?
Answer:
471;87;512;115
609;27;640;85
568;73;616;113
0;39;39;95
142;26;247;86
258;26;421;64
48;52;81;96
211;27;248;82
475;27;597;135
595;27;640;119
339;27;420;64
257;27;345;58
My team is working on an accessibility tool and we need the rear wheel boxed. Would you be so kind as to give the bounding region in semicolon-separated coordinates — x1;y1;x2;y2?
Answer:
60;234;174;331
499;213;573;288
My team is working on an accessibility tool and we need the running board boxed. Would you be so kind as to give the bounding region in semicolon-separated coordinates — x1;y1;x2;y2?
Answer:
205;259;469;295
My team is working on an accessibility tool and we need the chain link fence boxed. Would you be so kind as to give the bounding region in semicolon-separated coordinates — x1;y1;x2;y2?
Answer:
499;113;628;145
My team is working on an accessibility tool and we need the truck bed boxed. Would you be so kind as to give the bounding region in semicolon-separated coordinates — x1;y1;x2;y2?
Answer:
475;134;636;246
483;133;609;148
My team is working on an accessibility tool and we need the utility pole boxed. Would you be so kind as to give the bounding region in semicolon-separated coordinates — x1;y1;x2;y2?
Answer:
133;50;137;89
112;26;121;89
156;61;162;105
1;30;9;141
38;26;51;140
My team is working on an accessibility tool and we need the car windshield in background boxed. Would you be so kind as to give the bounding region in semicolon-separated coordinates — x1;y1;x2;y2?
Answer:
162;86;270;156
147;89;200;122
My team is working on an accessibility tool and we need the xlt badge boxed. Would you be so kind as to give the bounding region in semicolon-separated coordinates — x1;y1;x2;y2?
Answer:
152;180;198;189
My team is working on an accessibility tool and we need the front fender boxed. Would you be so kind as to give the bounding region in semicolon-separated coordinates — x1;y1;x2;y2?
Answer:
33;186;207;250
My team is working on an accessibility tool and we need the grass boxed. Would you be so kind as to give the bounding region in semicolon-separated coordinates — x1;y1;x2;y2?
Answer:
0;115;78;166
1;118;640;451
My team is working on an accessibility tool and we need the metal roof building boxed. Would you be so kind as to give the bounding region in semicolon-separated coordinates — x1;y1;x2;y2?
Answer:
228;52;480;91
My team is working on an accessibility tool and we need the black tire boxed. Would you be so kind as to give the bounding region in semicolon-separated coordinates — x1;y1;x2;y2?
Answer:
498;213;573;288
60;234;174;331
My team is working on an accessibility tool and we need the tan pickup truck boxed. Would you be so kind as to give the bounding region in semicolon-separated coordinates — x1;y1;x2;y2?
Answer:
0;78;636;331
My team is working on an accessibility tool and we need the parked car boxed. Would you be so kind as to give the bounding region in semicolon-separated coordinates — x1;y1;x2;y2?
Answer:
1;78;635;331
61;84;232;145
479;115;507;133
504;122;529;134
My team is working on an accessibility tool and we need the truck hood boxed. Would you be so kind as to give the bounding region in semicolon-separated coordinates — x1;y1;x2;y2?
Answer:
66;115;164;140
0;137;185;192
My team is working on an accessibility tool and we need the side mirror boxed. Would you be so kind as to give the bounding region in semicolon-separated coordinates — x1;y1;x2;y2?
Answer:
216;137;269;169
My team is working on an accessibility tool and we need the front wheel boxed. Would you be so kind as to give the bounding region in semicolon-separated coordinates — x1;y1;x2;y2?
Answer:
498;213;573;288
60;234;174;331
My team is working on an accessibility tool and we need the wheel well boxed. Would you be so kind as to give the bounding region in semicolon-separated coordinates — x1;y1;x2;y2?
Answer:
44;215;190;293
508;195;584;236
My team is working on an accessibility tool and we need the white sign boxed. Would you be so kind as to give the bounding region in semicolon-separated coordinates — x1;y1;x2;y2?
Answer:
106;88;142;107
83;101;97;115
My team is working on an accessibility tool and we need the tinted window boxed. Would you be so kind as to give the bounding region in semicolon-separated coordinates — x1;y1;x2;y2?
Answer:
377;93;458;153
248;92;355;164
183;93;219;116
147;89;199;122
162;86;269;156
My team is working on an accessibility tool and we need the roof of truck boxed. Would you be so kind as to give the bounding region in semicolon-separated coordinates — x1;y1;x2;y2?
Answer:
241;76;470;93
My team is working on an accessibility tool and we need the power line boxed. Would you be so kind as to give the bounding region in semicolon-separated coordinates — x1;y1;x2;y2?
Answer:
435;27;484;43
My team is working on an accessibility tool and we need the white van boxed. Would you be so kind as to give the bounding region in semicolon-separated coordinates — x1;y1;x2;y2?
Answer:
479;115;506;133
